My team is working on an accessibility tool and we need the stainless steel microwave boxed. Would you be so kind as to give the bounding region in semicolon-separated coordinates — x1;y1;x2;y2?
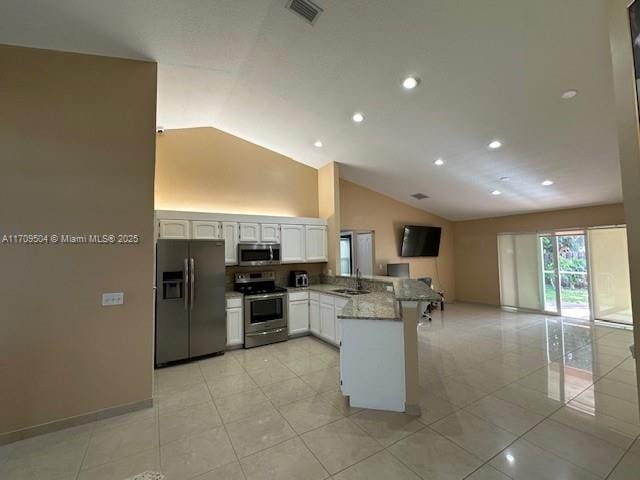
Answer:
238;243;281;266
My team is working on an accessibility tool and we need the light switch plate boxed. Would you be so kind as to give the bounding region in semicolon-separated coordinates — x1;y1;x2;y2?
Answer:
102;292;124;306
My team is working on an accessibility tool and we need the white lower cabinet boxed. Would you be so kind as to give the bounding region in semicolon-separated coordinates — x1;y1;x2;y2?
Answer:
287;291;346;348
226;298;243;347
319;294;337;344
334;297;348;346
289;299;310;335
309;298;320;335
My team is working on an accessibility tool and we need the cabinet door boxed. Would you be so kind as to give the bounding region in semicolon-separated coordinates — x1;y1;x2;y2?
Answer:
222;222;239;265
192;221;221;239
260;223;280;243
305;225;328;262
158;219;190;239
319;296;336;344
226;307;243;346
281;225;305;263
239;223;260;242
309;299;320;335
334;297;349;347
288;300;310;335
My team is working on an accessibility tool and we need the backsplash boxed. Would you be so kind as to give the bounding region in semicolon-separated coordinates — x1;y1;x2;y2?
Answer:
226;263;324;289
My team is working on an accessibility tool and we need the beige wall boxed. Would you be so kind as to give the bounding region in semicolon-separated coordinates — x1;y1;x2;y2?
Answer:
0;45;156;434
453;203;626;305
156;127;319;217
319;163;341;275
339;180;456;300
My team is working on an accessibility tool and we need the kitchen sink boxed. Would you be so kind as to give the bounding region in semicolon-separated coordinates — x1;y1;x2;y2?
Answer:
331;288;370;295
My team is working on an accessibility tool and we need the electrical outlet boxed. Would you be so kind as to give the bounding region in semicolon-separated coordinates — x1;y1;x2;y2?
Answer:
386;285;394;292
102;292;124;306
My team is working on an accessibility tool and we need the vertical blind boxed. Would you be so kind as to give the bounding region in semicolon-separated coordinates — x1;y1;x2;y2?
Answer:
588;227;633;324
498;233;542;311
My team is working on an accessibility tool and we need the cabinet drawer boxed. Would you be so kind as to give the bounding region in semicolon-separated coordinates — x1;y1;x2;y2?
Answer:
309;292;320;302
288;291;309;302
226;297;242;309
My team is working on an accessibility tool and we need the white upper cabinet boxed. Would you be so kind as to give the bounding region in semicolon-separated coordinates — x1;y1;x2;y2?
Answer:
192;221;221;239
305;225;328;262
239;222;260;243
156;213;327;264
158;220;190;239
222;222;239;265
281;224;305;263
260;223;280;243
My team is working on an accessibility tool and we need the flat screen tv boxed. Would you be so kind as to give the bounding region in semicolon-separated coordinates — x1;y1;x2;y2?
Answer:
400;225;441;257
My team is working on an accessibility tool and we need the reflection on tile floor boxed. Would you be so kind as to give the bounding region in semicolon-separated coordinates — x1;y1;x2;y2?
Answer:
0;303;637;479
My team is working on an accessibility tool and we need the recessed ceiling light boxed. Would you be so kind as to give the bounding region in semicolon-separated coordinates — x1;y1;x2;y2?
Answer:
434;158;444;166
500;176;510;181
402;76;420;90
491;190;502;195
561;90;578;100
352;112;364;123
541;179;554;186
314;140;323;148
488;140;502;149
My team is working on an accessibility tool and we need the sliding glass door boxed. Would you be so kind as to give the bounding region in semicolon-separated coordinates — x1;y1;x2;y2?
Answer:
557;233;590;320
539;232;591;319
500;226;632;325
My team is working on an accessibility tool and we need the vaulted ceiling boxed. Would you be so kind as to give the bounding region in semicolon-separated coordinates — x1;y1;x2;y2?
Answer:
0;0;621;220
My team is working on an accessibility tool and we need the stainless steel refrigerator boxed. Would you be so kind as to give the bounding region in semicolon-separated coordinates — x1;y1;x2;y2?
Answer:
155;239;226;366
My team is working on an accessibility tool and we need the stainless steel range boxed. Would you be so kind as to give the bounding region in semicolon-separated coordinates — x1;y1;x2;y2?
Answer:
234;271;288;348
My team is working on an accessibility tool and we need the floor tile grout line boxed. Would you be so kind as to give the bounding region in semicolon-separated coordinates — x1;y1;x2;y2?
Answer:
200;366;247;478
73;420;97;480
249;340;333;478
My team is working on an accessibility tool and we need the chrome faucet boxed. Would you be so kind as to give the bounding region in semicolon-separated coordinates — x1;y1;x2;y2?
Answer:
355;268;363;291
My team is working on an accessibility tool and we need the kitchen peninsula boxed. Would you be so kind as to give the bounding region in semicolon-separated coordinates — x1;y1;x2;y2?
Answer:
335;276;441;415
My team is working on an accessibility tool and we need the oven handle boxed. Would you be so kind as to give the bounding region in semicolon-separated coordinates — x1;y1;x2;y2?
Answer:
245;327;287;337
245;292;287;300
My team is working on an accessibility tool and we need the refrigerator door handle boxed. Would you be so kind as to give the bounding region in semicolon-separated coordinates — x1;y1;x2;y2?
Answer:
183;258;189;310
190;257;195;309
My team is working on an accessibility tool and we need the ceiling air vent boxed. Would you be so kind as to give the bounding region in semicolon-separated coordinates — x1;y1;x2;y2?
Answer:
287;0;323;25
411;193;429;200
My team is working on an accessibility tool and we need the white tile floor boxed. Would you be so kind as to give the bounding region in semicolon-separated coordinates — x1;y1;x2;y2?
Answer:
1;303;638;479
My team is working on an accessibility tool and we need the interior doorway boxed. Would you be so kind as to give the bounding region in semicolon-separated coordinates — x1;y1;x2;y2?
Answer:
340;230;375;276
540;231;591;320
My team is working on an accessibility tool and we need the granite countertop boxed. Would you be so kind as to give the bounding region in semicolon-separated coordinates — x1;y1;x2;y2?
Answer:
287;284;352;297
230;278;440;321
392;278;442;302
337;291;400;321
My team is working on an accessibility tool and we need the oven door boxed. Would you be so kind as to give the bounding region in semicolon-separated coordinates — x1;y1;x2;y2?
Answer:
244;293;287;333
238;244;281;266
